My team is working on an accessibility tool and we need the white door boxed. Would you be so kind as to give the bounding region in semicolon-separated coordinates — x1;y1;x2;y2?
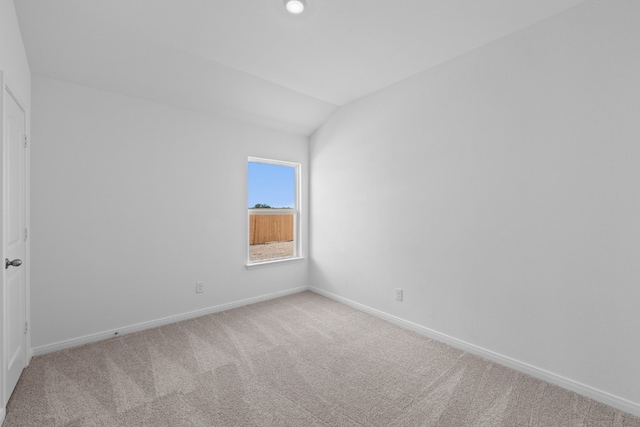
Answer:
3;85;27;402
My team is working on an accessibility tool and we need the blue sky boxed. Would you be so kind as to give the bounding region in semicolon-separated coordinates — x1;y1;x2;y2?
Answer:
248;162;295;208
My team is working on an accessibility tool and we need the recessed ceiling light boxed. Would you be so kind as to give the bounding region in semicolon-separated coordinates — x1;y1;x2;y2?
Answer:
284;0;306;15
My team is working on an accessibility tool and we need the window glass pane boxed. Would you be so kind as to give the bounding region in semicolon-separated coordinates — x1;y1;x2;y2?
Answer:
248;161;296;262
248;162;295;209
249;214;294;261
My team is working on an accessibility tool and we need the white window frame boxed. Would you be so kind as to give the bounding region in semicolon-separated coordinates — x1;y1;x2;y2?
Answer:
246;157;303;269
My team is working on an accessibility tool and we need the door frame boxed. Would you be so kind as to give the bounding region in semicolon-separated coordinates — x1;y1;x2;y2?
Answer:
0;70;31;413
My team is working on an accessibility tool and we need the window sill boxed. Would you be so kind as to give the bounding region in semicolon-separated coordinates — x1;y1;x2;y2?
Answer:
246;257;306;270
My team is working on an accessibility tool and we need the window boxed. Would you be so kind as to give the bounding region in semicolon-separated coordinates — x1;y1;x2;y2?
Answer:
247;157;302;267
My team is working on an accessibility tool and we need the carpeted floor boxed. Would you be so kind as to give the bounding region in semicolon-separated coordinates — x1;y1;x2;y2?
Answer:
4;291;640;426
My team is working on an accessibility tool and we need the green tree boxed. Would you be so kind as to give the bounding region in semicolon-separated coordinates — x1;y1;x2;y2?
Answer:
253;203;272;209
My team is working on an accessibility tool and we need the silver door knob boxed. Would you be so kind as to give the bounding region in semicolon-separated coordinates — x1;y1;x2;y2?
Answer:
5;259;22;269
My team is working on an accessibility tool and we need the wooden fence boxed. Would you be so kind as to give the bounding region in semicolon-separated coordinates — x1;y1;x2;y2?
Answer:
249;213;294;245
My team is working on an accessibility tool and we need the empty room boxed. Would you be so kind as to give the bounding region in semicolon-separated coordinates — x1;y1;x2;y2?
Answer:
1;0;639;425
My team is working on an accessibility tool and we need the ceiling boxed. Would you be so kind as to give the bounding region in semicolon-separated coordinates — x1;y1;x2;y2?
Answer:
15;0;587;136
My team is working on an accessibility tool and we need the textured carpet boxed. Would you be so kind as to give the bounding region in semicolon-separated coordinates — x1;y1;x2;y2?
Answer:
4;291;640;426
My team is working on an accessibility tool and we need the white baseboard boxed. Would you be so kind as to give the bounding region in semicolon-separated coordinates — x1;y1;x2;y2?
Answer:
309;286;640;418
0;407;5;424
32;286;309;356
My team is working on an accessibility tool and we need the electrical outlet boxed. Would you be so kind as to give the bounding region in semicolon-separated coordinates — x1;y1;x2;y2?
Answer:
196;282;204;293
395;288;403;301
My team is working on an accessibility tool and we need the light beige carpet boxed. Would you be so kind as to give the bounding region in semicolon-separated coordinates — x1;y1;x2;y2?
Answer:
4;291;640;426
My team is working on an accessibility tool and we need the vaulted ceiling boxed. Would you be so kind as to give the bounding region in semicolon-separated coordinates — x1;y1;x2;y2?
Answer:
16;0;587;135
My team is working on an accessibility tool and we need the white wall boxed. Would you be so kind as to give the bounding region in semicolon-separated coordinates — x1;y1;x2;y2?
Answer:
31;76;309;350
310;0;640;413
0;0;31;104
